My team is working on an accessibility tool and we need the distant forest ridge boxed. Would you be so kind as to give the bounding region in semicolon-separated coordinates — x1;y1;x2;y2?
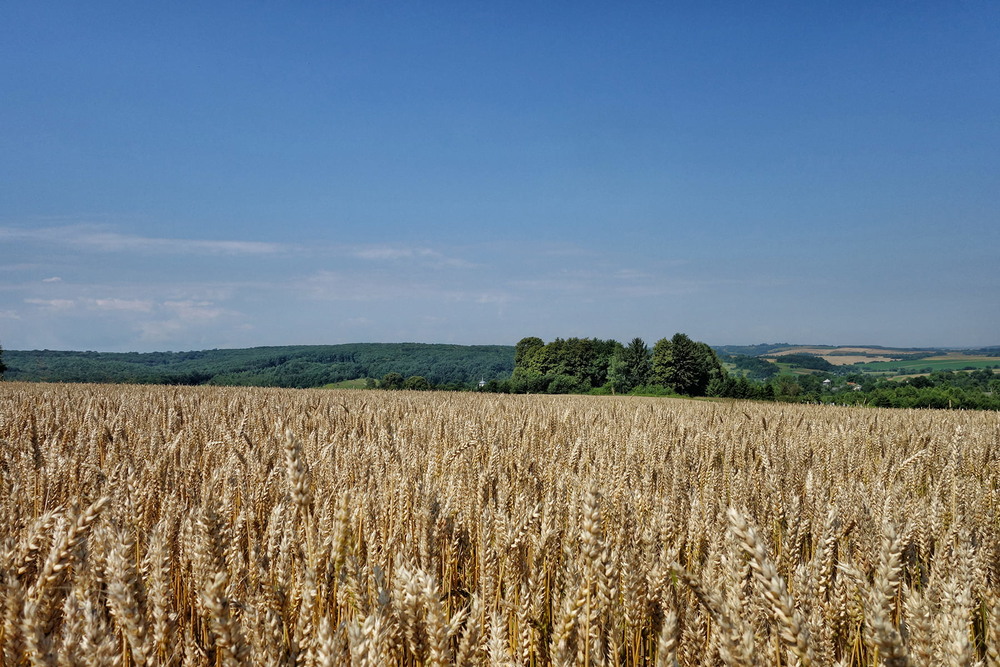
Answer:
2;343;516;388
2;342;997;389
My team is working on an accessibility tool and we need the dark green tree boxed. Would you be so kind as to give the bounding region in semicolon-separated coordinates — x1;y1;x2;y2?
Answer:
649;337;674;388
381;372;404;390
667;333;704;395
549;338;596;385
0;342;6;380
403;375;431;391
708;374;764;399
693;341;726;393
623;337;651;388
546;374;587;394
587;338;622;388
514;337;545;369
508;371;549;394
608;338;650;393
650;333;725;396
771;374;802;400
606;350;629;394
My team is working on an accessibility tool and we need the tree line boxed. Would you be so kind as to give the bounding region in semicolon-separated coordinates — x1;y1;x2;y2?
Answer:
483;333;727;397
5;338;996;410
769;367;1000;410
481;336;1000;411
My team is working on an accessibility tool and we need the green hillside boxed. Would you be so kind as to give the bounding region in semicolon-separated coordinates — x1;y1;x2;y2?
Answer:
851;354;1000;374
3;344;515;388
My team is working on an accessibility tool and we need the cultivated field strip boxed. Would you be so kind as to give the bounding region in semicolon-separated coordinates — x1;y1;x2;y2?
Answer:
0;382;998;666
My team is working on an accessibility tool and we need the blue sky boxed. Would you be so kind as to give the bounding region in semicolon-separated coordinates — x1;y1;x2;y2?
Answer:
2;2;998;351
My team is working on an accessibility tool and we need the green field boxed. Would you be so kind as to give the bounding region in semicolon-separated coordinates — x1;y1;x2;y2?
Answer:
320;378;372;389
769;361;818;375
853;355;1000;373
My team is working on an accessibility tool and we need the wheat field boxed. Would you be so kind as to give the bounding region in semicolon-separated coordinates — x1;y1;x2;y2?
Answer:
0;382;998;666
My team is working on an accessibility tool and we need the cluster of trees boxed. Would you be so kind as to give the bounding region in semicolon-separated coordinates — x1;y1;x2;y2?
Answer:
772;353;837;372
705;374;776;401
486;333;726;397
720;354;781;380
760;368;1000;410
0;343;5;379
377;373;435;391
509;336;620;394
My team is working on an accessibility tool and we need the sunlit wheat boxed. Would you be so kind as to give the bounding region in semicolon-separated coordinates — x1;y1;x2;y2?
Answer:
0;381;998;665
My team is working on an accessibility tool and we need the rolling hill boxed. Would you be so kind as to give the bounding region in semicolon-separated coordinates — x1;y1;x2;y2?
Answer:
2;343;515;388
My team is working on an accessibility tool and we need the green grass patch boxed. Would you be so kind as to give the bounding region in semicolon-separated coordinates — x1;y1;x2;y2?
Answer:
769;361;818;375
855;356;1000;373
320;378;372;389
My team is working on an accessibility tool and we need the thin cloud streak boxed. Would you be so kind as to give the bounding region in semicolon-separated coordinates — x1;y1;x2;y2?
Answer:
351;245;477;269
507;270;721;298
297;269;507;304
0;226;482;269
0;225;289;256
24;298;76;310
92;298;154;312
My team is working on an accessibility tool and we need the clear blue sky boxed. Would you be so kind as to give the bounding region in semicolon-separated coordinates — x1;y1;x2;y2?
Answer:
2;1;998;351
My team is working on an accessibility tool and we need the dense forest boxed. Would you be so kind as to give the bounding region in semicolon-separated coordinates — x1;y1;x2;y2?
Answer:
1;344;514;389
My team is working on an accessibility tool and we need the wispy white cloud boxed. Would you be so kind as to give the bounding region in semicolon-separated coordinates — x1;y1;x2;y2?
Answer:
297;269;514;308
299;270;429;301
135;301;235;343
0;263;46;273
24;298;76;310
162;300;226;321
474;292;512;305
508;267;722;298
353;246;422;261
42;276;62;283
351;245;476;269
611;269;655;281
91;298;154;312
0;225;288;255
2;225;484;271
16;286;242;347
25;296;158;313
135;319;188;343
537;245;595;258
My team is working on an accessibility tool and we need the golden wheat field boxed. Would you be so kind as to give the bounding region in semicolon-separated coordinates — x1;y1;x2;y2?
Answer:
0;382;998;666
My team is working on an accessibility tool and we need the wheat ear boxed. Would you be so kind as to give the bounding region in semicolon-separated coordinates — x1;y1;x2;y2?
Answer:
728;507;814;667
864;522;909;667
981;593;1000;666
656;607;679;667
